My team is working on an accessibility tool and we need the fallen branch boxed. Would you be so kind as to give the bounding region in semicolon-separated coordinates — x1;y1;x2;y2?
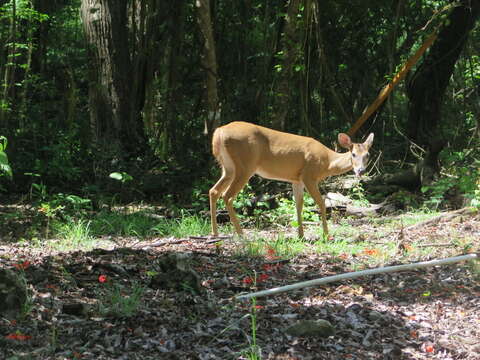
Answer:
234;253;478;300
134;235;232;248
416;242;454;248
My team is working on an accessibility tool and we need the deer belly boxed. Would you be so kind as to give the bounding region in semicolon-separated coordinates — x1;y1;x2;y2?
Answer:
255;166;300;182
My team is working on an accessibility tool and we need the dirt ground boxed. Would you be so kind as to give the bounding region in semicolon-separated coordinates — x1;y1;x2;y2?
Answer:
0;208;479;360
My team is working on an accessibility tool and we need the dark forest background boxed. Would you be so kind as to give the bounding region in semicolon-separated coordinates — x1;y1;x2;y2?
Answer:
0;0;479;210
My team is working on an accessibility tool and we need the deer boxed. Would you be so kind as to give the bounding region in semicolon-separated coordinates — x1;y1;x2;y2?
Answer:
209;121;374;238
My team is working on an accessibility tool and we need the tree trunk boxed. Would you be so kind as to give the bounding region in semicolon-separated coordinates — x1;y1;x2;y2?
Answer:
0;0;16;129
164;1;186;154
80;0;148;161
196;0;220;139
406;0;480;149
271;0;303;131
313;0;352;129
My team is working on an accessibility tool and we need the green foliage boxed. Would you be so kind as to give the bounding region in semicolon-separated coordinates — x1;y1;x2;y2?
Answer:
422;150;480;209
239;294;262;360
0;0;477;217
110;172;133;184
0;1;49;23
348;183;369;206
272;195;320;230
191;180;211;211
0;136;12;179
421;177;454;210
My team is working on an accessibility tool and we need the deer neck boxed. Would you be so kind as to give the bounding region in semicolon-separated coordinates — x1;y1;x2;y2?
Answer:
327;150;353;176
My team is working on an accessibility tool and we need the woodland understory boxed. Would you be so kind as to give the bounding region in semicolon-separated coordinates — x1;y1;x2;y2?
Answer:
0;0;480;359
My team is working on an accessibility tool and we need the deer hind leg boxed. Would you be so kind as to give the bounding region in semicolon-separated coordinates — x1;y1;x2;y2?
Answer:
209;167;234;236
222;169;253;236
292;182;305;238
303;179;329;238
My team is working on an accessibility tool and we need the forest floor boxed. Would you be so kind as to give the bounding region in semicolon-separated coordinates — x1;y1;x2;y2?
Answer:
0;206;479;360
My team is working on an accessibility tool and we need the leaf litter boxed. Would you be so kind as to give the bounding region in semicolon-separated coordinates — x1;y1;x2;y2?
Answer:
0;209;479;359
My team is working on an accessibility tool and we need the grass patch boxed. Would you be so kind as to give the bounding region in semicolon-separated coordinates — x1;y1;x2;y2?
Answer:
235;233;307;259
88;211;210;238
153;214;211;238
89;211;160;238
50;219;96;251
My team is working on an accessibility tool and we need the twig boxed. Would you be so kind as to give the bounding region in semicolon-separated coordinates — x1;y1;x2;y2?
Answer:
234;253;478;300
138;237;189;247
416;243;454;248
189;235;231;240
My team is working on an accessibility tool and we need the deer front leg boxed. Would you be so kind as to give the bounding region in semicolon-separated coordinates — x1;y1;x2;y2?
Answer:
303;179;329;238
292;182;305;238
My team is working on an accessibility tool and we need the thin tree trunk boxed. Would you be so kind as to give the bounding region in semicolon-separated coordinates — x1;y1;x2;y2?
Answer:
196;0;220;139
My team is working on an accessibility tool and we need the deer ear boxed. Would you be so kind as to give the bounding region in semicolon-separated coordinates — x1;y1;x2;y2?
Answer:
338;133;352;149
364;133;374;149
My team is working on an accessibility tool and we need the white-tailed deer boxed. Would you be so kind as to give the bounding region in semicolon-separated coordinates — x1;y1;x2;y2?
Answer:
209;121;374;238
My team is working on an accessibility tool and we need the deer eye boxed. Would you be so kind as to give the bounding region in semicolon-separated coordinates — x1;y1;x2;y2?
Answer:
352;153;356;158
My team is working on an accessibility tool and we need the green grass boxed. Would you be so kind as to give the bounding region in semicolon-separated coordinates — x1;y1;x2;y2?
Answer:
153;214;211;238
234;233;307;259
88;211;210;238
88;211;161;237
51;219;96;251
239;296;262;360
45;212;211;251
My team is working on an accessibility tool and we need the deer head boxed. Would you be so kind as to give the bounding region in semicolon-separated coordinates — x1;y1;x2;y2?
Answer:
338;133;374;177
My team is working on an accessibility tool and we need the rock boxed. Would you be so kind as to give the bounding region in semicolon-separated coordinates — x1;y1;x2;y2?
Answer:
285;319;335;338
0;268;28;319
325;192;352;208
